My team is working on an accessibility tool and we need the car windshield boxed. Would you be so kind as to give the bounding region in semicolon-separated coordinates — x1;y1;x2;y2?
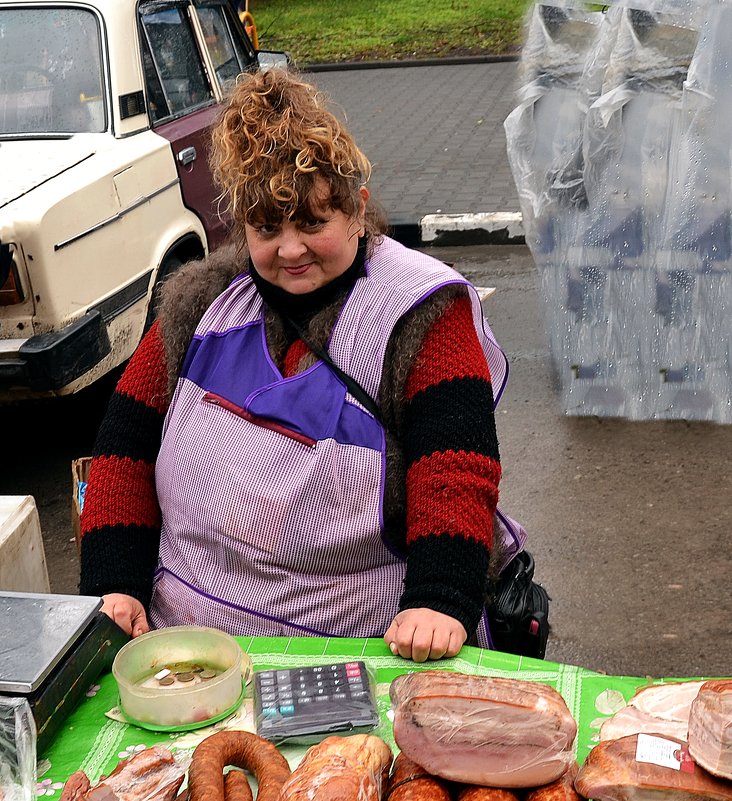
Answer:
0;7;106;135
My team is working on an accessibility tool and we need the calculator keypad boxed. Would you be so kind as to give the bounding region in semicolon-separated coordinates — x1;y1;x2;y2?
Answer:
254;661;377;740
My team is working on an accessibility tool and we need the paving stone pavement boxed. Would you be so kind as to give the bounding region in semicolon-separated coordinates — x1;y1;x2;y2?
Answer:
305;61;522;227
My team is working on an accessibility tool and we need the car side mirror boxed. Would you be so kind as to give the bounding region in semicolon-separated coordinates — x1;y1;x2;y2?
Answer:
256;50;290;72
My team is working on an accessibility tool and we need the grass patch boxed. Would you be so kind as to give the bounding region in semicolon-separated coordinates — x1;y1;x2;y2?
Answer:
251;0;534;64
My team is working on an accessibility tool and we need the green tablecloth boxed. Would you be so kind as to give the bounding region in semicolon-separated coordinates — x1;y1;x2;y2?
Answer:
35;637;719;795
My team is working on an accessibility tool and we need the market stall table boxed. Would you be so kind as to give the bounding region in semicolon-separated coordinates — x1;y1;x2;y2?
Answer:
37;636;726;793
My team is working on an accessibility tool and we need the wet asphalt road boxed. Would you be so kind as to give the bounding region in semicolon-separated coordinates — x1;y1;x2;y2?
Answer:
2;244;730;679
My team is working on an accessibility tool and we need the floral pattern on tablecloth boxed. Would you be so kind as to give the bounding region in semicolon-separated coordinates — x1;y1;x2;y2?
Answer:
35;777;65;796
117;744;147;760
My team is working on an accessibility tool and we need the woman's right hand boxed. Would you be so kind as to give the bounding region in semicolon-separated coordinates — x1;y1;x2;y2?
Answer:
100;593;150;638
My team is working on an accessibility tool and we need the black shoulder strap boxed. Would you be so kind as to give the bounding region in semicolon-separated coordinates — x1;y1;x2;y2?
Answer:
283;316;385;426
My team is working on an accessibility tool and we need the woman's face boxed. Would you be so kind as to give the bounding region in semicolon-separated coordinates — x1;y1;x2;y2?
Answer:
245;182;369;294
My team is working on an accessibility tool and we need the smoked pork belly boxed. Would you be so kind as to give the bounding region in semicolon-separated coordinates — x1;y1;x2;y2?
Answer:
390;671;577;788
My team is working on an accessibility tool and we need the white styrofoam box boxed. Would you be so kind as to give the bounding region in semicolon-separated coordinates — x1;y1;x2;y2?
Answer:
0;496;50;593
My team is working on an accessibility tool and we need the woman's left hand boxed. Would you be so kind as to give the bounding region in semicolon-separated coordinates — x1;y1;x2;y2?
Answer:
384;609;467;663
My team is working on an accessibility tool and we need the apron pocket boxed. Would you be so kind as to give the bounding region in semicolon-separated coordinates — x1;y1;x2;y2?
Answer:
202;391;316;447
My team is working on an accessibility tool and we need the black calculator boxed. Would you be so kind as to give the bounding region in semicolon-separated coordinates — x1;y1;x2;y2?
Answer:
253;661;379;742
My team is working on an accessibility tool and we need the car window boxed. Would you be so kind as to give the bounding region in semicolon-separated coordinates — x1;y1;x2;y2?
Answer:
140;4;214;124
0;7;105;135
196;4;253;90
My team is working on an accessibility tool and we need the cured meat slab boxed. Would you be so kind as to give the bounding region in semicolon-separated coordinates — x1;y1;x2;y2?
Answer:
575;733;732;801
391;671;577;788
688;680;732;780
59;746;184;801
600;682;705;743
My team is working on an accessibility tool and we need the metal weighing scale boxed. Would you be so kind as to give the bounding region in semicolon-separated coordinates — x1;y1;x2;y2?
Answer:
0;591;129;753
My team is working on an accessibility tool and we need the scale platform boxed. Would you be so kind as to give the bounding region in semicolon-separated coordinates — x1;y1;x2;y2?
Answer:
0;591;129;753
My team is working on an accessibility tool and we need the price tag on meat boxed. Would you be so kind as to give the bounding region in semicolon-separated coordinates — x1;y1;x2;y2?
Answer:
635;734;695;773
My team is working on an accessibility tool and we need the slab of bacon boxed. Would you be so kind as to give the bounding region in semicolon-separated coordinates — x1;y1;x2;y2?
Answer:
390;671;577;788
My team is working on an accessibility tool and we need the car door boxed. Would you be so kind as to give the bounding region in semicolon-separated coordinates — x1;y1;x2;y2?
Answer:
194;0;257;92
139;0;253;250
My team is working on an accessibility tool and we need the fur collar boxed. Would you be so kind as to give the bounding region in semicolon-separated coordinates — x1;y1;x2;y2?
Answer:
157;242;244;399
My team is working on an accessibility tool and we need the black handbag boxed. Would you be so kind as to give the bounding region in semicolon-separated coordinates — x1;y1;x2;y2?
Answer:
486;550;551;659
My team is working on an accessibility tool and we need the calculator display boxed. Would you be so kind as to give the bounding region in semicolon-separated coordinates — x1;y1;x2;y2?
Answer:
254;661;379;742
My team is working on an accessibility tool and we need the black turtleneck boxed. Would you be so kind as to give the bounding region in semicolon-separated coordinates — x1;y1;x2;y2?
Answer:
248;237;367;337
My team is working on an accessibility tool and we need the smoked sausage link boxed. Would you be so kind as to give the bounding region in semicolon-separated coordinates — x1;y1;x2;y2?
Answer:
525;762;583;801
385;753;452;800
223;770;254;801
187;731;291;801
457;787;521;800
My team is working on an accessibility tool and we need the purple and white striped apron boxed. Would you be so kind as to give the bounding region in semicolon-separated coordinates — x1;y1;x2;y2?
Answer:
149;236;525;644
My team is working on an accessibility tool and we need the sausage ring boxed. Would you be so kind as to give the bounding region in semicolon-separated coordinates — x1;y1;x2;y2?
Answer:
187;731;291;801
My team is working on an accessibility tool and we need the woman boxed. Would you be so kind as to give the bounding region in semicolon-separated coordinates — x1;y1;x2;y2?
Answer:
80;69;517;662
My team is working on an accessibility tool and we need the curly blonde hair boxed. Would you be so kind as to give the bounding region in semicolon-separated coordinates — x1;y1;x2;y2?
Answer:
210;69;386;247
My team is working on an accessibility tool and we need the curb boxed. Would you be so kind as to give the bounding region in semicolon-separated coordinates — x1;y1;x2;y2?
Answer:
299;57;526;248
391;212;525;248
304;54;520;73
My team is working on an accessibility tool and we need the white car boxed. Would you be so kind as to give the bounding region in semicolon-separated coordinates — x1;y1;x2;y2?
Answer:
0;0;284;400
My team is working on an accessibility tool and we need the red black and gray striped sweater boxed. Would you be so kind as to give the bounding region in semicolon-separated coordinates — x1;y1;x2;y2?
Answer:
79;262;501;638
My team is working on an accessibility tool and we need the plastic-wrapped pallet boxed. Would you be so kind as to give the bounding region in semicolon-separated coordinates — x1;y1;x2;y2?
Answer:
504;1;611;382
505;1;608;228
649;2;732;422
566;3;702;418
506;0;730;420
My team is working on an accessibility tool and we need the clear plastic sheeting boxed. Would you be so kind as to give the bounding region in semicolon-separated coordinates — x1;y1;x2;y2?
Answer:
0;697;36;801
506;0;731;421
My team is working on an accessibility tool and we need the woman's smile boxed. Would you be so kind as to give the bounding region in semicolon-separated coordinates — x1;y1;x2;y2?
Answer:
283;261;315;275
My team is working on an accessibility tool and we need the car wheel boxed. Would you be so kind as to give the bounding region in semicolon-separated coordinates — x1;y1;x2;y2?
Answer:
144;254;183;332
